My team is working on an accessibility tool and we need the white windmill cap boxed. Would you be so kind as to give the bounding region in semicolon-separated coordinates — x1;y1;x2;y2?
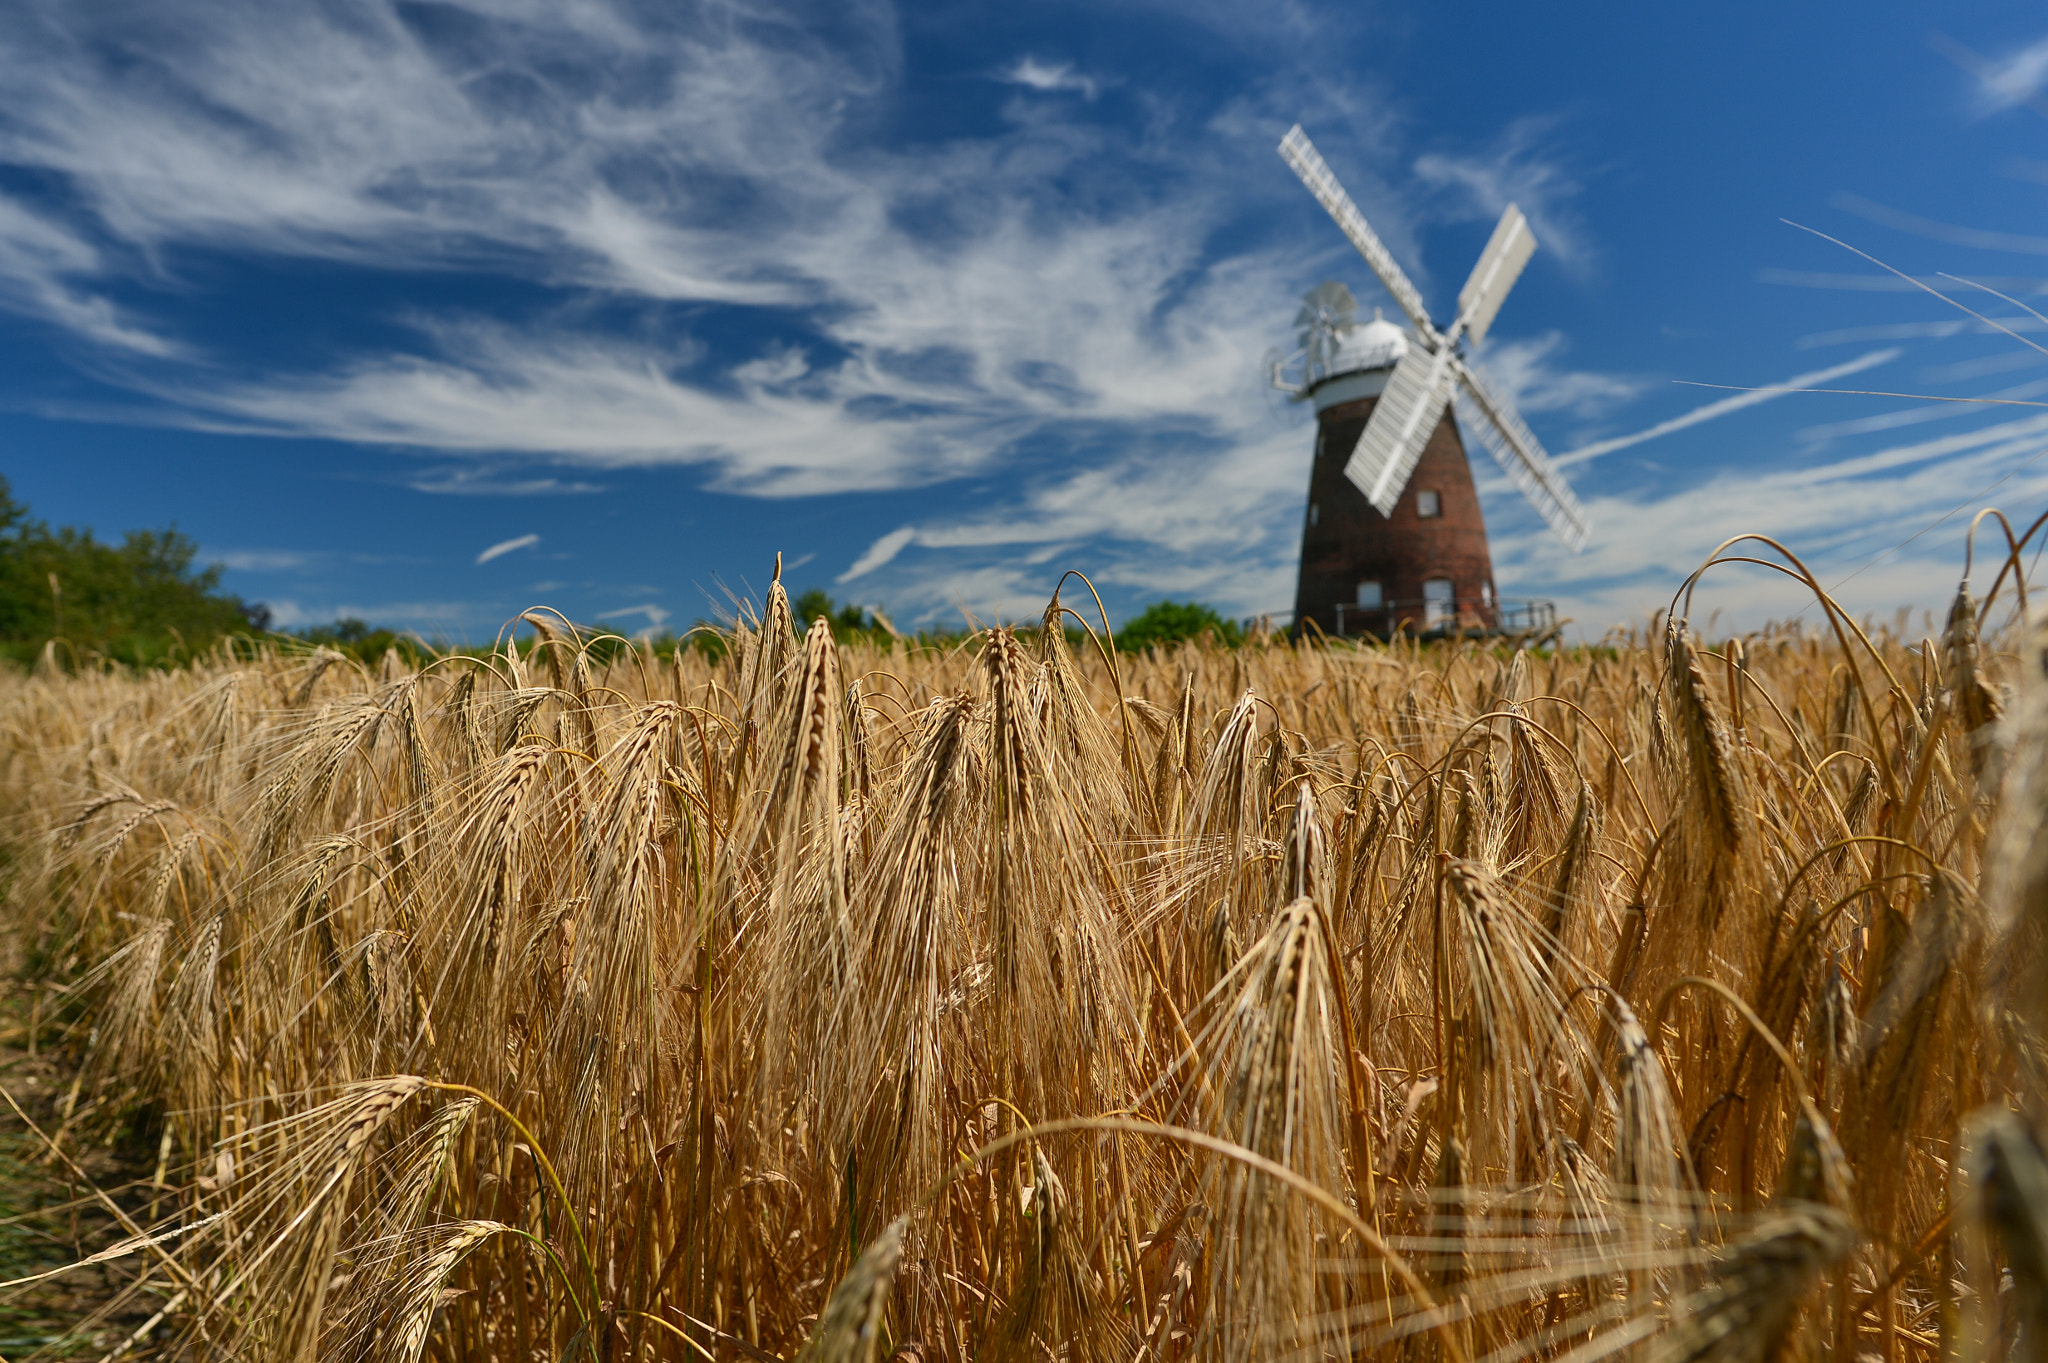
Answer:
1333;314;1408;369
1308;309;1409;412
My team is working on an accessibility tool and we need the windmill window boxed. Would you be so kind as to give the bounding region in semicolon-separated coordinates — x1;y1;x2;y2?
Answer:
1482;581;1494;606
1309;502;1320;527
1356;580;1383;609
1416;489;1442;518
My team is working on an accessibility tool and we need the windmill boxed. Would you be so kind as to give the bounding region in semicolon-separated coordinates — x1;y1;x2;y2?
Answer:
1273;123;1590;638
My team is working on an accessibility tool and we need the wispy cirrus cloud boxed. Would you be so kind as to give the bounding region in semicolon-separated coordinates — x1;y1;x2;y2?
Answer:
475;533;540;565
839;527;918;582
835;417;1316;623
0;4;1604;444
0;1;1339;499
1979;36;2048;113
1468;331;1645;421
1487;406;2048;634
0;198;181;356
999;57;1101;99
1413;115;1597;273
262;597;472;630
1797;376;2048;445
0;0;1662;625
1796;319;1994;348
1831;192;2048;255
1758;268;2048;293
1932;30;2048;119
1554;348;1901;468
410;468;606;497
211;549;315;572
597;602;672;632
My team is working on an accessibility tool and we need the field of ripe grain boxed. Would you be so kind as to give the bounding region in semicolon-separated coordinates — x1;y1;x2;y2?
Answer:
3;542;2046;1363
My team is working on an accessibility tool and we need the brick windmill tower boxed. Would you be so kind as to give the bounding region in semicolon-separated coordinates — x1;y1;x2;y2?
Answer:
1273;125;1591;637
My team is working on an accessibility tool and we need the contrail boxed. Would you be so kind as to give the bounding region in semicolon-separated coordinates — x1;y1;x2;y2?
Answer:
1554;348;1900;468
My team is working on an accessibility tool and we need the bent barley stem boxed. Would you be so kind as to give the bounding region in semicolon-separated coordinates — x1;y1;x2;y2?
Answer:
427;1081;600;1322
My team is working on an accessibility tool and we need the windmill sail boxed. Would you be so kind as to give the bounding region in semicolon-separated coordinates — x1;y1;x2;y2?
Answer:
1344;343;1457;516
1278;125;1436;338
1452;357;1592;550
1455;205;1537;347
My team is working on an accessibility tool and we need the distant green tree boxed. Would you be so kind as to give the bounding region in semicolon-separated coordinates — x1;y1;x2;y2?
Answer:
1116;599;1243;653
0;476;267;667
302;617;374;646
792;588;882;642
295;617;423;663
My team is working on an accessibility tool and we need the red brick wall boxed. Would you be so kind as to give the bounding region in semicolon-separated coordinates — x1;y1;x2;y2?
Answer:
1290;394;1498;636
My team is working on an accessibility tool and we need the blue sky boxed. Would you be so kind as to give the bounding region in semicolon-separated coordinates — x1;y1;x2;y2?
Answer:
4;0;2048;639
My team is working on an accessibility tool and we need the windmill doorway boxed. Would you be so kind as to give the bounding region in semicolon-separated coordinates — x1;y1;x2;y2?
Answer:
1423;578;1455;629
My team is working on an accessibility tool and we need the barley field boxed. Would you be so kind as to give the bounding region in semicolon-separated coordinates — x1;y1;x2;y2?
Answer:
3;536;2047;1363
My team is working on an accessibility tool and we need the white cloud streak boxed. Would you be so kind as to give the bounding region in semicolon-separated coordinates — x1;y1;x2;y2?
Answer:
839;526;917;582
1832;192;2048;255
834;421;1312;621
1757;269;2048;293
1413;116;1595;273
0;198;181;355
1469;331;1644;420
597;602;671;631
1555;349;1901;468
1796;317;2048;349
475;532;540;565
262;598;473;629
1488;408;2048;635
1000;57;1099;99
212;549;314;572
1960;32;2048;116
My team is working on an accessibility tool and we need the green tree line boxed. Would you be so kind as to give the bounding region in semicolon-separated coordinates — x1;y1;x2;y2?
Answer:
0;476;268;667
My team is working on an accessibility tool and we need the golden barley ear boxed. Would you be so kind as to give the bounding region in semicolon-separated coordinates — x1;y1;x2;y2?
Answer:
1539;781;1601;973
1648;1204;1854;1363
377;1220;522;1363
1622;1104;1853;1363
1946;583;2006;780
1665;621;1747;858
746;569;801;714
1958;1109;2048;1363
292;646;346;706
1174;895;1348;1358
824;689;981;1206
1987;607;2048;1047
797;1214;908;1363
749;618;851;1102
992;1147;1115;1363
1843;870;1982;1237
1182;689;1270;991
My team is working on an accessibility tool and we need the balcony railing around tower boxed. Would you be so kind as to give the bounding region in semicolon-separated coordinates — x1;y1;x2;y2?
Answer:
1328;597;1556;639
